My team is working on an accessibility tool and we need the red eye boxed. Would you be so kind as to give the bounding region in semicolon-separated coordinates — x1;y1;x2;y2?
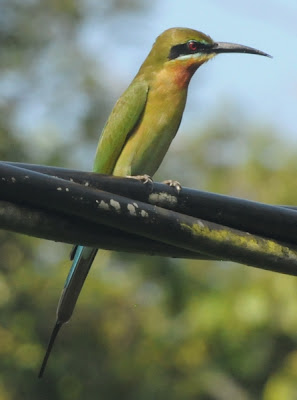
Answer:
188;41;198;52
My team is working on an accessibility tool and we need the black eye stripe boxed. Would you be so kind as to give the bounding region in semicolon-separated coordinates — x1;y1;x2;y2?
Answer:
168;41;212;60
168;43;188;60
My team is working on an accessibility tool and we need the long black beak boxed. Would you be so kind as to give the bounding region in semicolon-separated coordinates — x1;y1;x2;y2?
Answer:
212;42;272;58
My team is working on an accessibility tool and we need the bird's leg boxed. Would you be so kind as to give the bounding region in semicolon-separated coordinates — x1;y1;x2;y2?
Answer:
127;174;153;184
126;174;154;191
162;179;182;193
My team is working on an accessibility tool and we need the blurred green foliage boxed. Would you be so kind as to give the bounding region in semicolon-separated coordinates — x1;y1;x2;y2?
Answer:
0;1;297;399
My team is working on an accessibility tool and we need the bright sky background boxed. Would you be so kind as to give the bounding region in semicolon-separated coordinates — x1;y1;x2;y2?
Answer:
96;0;297;140
7;0;297;160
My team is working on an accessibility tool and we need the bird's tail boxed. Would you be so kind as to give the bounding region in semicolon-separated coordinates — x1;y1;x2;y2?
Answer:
38;245;98;378
57;245;98;323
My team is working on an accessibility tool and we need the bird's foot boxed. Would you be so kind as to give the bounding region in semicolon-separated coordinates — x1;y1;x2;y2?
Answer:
126;174;154;191
127;174;153;184
162;179;182;193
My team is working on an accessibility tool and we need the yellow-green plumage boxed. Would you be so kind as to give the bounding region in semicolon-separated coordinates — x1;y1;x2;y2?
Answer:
94;28;216;177
39;27;270;377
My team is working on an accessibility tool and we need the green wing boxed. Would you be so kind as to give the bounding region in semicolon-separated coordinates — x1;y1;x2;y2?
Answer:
93;80;149;174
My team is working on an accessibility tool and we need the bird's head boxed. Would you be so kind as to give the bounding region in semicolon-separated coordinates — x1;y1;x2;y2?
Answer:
139;27;271;87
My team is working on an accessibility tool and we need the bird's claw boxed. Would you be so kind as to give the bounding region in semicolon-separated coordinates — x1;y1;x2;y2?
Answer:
126;174;154;192
127;174;153;185
162;179;182;193
128;174;153;184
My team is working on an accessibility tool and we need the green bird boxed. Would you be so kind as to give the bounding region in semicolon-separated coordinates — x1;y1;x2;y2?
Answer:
39;27;270;377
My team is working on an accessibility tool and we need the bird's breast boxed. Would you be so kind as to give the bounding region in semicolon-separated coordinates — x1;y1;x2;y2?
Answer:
113;78;188;177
